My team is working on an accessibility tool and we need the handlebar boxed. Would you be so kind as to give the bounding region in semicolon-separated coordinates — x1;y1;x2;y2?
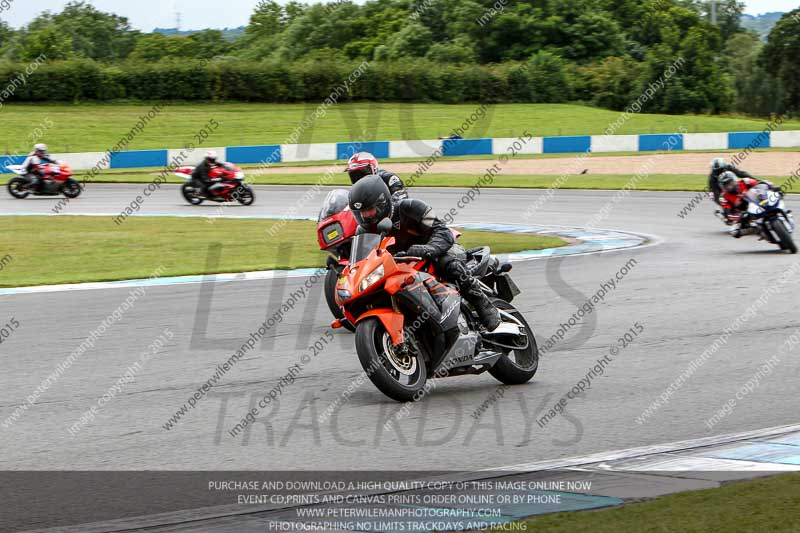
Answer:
394;256;423;263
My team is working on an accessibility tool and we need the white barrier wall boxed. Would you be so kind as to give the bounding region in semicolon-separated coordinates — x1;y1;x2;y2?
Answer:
591;135;638;153
280;143;337;163
492;137;543;155
166;147;227;167
50;152;112;171
388;140;443;159
771;131;800;148
683;133;728;151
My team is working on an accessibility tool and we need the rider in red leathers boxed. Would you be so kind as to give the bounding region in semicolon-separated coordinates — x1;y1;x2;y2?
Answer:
719;171;782;238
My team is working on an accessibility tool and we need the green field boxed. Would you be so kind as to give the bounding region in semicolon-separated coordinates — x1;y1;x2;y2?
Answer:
91;172;793;192
0;217;565;287
519;473;800;532
2;102;799;155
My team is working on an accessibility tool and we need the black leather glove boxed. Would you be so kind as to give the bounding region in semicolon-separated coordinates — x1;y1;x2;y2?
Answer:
405;244;435;259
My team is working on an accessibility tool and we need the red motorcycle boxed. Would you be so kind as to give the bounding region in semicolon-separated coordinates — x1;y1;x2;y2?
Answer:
318;189;360;331
6;162;81;199
175;164;255;206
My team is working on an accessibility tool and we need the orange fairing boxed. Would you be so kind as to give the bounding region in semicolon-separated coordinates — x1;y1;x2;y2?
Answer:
357;309;405;345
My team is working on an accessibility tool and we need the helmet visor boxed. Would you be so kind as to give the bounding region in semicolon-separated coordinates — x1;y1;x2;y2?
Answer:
347;167;372;183
353;205;380;226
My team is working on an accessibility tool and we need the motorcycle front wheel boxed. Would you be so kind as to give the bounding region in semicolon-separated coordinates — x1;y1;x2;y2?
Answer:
235;185;255;206
356;317;427;402
62;178;82;199
7;177;30;199
487;298;539;385
181;182;204;205
773;219;798;254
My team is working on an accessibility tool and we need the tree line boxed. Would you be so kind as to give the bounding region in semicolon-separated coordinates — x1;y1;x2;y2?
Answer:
0;0;797;115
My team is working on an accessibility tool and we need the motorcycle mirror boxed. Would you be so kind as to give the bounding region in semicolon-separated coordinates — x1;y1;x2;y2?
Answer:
377;217;393;236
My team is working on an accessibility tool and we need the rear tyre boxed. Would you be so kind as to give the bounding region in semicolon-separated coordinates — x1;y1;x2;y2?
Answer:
324;267;355;332
488;298;539;385
62;178;82;199
7;178;30;199
236;185;255;206
356;318;427;402
181;182;204;205
774;219;797;254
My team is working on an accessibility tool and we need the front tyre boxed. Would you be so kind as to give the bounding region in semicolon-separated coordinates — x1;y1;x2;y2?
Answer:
236;185;255;206
773;219;797;254
324;267;355;332
181;182;204;205
355;318;427;402
488;298;539;385
62;178;82;199
7;178;30;199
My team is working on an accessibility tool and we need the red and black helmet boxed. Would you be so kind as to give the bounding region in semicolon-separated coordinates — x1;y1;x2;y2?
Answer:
344;152;378;184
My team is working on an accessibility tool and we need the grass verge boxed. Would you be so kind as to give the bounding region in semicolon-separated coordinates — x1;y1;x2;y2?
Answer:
0;216;565;287
519;472;800;532
2;102;798;154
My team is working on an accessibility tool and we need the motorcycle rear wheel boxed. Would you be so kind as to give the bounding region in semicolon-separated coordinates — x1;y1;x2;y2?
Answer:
773;219;798;254
356;318;427;402
7;177;30;199
487;298;539;385
62;178;82;199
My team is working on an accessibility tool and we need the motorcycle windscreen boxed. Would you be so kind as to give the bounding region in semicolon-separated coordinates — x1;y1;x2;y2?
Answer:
350;234;382;263
318;189;350;222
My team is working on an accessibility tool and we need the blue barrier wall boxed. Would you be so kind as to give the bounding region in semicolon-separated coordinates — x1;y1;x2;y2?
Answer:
543;136;591;154
3;130;796;172
441;138;493;157
729;132;771;150
109;150;167;169
0;155;27;170
227;145;281;165
336;141;389;160
639;134;684;152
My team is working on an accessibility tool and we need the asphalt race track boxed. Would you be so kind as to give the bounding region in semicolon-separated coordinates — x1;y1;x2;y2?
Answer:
1;184;799;473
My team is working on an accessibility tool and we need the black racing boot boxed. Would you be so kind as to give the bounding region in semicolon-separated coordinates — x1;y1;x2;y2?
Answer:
463;281;500;331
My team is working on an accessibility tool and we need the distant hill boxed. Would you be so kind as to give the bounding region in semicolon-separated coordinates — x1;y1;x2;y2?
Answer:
153;26;245;41
741;12;785;39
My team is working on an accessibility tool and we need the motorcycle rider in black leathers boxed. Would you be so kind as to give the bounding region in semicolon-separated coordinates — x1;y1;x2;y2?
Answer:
349;175;511;335
708;157;755;206
192;150;225;197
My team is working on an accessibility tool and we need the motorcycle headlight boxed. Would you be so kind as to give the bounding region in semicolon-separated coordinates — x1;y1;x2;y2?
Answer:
359;264;384;292
337;289;351;302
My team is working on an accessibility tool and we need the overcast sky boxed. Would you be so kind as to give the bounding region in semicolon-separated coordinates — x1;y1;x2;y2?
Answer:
0;1;797;31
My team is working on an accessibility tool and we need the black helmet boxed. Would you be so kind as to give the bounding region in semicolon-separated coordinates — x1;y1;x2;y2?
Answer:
349;174;391;227
719;171;738;193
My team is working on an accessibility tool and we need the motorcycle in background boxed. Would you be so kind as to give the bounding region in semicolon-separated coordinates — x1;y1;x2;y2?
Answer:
318;189;360;332
6;162;81;199
174;164;255;206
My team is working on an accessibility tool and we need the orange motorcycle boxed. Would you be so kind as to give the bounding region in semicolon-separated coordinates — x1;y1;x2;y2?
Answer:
332;219;539;402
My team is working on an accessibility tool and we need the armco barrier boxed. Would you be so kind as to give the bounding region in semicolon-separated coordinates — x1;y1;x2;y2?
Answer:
2;131;798;172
